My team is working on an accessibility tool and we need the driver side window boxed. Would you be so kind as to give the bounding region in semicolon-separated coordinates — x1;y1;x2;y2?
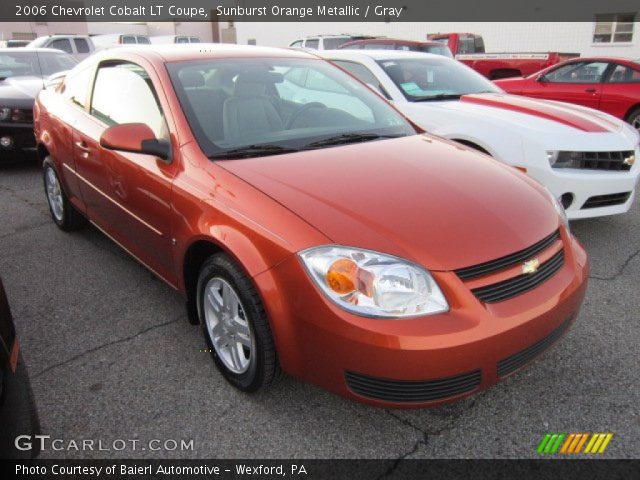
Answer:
90;62;167;139
543;62;609;83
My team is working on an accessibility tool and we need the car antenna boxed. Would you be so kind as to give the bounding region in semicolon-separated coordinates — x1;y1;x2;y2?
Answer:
28;21;46;86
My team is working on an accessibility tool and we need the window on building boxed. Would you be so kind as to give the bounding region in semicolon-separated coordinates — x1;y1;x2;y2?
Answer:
12;32;36;41
593;13;636;43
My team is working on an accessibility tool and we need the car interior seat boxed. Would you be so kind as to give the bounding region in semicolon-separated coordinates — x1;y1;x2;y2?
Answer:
223;71;285;141
180;69;227;141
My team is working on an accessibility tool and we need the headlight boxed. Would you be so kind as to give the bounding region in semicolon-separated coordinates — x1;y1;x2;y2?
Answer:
0;107;11;122
0;107;29;123
299;246;449;318
546;150;586;169
544;188;570;233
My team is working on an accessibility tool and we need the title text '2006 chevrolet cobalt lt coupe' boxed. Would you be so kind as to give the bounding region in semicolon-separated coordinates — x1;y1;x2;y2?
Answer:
34;45;588;407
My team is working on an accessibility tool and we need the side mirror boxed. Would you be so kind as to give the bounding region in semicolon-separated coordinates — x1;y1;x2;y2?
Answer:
536;74;547;83
100;123;171;161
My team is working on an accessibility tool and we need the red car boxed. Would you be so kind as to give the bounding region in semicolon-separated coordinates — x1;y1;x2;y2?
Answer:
495;57;640;132
34;45;588;408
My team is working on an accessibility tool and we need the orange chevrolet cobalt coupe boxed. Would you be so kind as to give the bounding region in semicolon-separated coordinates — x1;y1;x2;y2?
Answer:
34;45;588;407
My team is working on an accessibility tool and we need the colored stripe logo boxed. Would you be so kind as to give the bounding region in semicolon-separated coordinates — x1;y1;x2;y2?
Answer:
537;433;613;454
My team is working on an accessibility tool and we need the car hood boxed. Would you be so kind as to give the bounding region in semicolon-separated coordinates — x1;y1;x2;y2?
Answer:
0;76;44;104
218;135;559;271
397;92;639;151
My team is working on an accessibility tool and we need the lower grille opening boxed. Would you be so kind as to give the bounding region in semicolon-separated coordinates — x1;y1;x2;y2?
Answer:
345;369;481;403
497;317;572;378
582;192;631;209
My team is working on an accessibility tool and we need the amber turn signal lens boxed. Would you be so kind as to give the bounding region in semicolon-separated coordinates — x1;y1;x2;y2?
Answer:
326;258;358;294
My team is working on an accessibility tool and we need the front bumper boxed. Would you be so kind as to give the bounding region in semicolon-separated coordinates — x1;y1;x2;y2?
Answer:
525;146;640;219
255;235;588;408
0;124;37;164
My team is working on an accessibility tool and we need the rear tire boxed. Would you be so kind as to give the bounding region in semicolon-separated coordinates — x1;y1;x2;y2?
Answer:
43;157;86;231
196;253;280;392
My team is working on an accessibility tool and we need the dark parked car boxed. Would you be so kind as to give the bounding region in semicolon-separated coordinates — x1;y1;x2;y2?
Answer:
0;48;76;164
0;275;40;459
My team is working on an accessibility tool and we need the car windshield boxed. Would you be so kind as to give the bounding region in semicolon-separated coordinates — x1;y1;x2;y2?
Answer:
0;51;77;79
420;45;453;58
376;57;501;101
167;57;416;158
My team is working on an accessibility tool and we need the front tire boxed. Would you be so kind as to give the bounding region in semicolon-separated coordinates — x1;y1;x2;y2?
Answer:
196;253;279;392
626;107;640;133
43;157;85;231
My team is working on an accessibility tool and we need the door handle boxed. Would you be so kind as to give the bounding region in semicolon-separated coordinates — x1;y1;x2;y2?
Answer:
585;88;597;93
75;141;90;152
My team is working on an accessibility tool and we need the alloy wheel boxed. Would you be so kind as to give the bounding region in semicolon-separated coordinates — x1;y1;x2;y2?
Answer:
203;277;254;374
45;167;64;222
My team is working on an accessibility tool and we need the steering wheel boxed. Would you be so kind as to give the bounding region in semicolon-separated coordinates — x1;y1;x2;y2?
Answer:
285;102;326;129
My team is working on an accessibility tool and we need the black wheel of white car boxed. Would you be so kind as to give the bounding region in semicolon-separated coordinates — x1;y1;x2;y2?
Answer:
197;253;279;392
43;157;85;231
627;107;640;133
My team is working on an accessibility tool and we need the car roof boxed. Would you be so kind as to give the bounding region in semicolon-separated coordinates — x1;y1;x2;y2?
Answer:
343;38;443;46
35;34;89;39
320;49;446;61
91;43;316;63
562;56;639;65
0;47;71;54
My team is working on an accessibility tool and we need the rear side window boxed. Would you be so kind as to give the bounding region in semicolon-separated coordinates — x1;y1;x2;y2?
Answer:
49;38;72;54
90;62;166;138
607;64;640;83
458;35;477;54
323;38;350;50
176;37;189;44
121;36;135;44
305;38;319;49
137;36;151;44
61;66;93;108
74;38;90;53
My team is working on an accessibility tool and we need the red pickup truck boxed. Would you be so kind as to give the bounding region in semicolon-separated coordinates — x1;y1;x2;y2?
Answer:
427;33;579;80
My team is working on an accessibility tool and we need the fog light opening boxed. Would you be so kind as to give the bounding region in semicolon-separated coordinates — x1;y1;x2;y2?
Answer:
0;136;14;149
560;193;574;209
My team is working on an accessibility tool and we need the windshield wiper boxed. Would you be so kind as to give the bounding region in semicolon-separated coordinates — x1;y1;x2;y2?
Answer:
208;144;299;160
304;133;403;149
412;94;462;102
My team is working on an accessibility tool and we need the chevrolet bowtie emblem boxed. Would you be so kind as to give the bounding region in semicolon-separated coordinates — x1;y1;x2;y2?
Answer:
623;155;635;166
522;258;540;274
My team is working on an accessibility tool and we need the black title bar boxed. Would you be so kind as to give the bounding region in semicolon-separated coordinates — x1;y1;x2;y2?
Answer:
0;0;639;22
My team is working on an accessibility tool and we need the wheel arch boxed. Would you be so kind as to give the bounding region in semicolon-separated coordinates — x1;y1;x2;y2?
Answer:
180;231;288;325
624;103;640;122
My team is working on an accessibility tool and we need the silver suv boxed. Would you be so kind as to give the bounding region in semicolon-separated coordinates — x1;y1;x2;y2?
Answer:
289;34;378;50
27;35;94;60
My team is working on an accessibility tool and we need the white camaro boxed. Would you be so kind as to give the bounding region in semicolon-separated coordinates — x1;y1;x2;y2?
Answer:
320;50;640;219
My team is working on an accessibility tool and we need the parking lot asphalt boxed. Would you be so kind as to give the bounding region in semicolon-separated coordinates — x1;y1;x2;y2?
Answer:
1;160;638;461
